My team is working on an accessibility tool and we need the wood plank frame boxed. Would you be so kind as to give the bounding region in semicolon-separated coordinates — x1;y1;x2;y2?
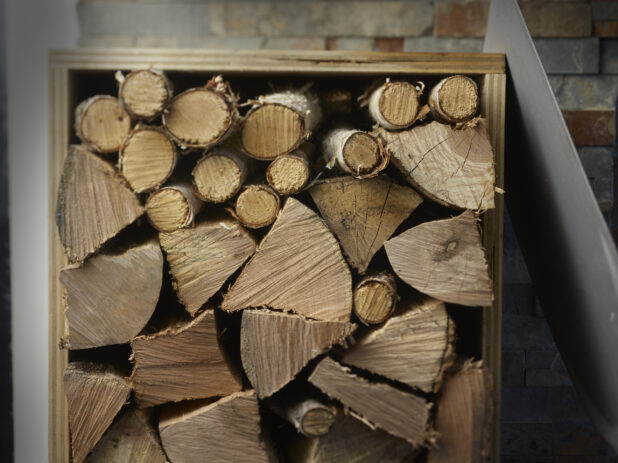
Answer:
49;49;505;463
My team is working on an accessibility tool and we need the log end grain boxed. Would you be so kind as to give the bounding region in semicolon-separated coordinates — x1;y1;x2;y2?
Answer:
75;96;132;154
300;407;336;437
377;81;420;129
146;187;193;233
353;273;398;325
119;69;171;120
430;75;479;124
342;132;384;177
266;154;311;195
192;153;243;203
235;185;281;229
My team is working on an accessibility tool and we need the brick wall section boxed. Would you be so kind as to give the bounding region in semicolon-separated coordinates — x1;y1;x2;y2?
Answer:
76;0;618;460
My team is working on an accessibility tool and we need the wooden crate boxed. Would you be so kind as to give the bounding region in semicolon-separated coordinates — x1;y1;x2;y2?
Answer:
49;49;505;463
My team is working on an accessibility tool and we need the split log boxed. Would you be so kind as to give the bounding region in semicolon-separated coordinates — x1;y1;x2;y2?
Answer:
427;361;493;463
385;211;493;307
222;197;353;322
131;308;242;407
266;144;314;195
322;128;388;179
60;240;163;349
117;68;172;121
234;184;281;229
159;391;272;463
353;272;399;325
159;216;256;315
119;126;177;193
56;145;144;262
309;176;422;273
75;96;132;154
341;296;455;393
308;357;432;447
241;89;322;160
64;362;131;463
163;76;237;149
145;184;202;233
86;408;166;463
429;75;479;124
377;118;495;210
286;411;416;463
240;309;356;398
269;393;336;437
368;80;423;130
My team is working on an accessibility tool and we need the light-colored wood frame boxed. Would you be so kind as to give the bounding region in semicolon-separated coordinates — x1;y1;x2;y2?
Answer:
49;49;505;463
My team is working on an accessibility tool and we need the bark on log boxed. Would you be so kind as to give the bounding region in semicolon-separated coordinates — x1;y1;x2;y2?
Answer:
376;118;495;211
64;362;131;463
268;393;336;437
368;80;423;130
234;184;281;229
341;296;455;393
117;68;172;121
385;210;493;307
352;272;399;325
159;391;272;463
308;357;432;447
429;75;479;124
145;183;202;233
60;240;163;350
56;145;144;263
240;309;356;398
309;176;423;273
266;144;314;195
158;216;256;315
131;308;242;407
222;197;353;322
241;90;322;160
321;128;388;179
119;126;177;193
75;96;132;154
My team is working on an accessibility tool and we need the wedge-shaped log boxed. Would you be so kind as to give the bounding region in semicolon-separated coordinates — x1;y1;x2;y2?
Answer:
118;68;172;121
159;391;272;463
56;145;144;262
222;198;352;321
86;408;166;463
310;176;422;274
341;296;455;393
385;211;493;307
60;240;163;349
131;308;242;407
159;217;256;315
377;119;495;211
308;357;432;447
64;362;131;463
75;96;132;154
427;361;493;463
241;310;356;398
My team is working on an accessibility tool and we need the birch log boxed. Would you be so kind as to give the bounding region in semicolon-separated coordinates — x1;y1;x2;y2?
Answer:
234;184;281;229
428;75;479;124
266;143;314;195
75;96;132;154
145;183;202;233
269;393;336;437
368;80;422;130
118;68;172;121
322;128;387;179
353;272;399;325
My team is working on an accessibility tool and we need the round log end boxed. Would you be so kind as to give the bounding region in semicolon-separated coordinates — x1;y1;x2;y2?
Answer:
342;132;383;177
146;188;192;233
77;96;132;153
379;81;420;129
235;185;280;229
433;76;478;123
193;154;243;203
120;69;171;120
266;155;310;195
300;407;336;437
353;275;398;325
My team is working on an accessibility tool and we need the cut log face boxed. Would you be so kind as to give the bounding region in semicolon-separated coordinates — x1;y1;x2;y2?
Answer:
429;75;479;124
385;211;493;307
56;145;144;262
270;397;336;437
159;390;271;463
159;217;256;315
353;272;399;325
240;309;356;398
309;176;423;273
308;357;432;447
427;361;493;463
131;308;242;407
192;149;250;203
235;184;281;229
322;129;388;179
75;96;132;154
341;296;455;393
86;408;166;463
145;184;202;233
266;144;313;195
221;197;353;321
369;81;421;130
61;240;163;349
377;118;495;211
64;362;131;463
118;69;172;121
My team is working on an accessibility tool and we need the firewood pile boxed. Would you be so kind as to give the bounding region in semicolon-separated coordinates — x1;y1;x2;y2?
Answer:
57;69;496;463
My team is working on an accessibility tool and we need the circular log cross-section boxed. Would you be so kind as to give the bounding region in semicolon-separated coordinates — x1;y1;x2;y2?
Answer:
369;81;421;130
266;147;312;195
192;151;248;203
119;69;172;121
235;185;280;229
323;129;388;179
146;185;201;233
429;75;479;124
75;96;132;154
353;273;399;325
120;127;177;193
300;406;336;437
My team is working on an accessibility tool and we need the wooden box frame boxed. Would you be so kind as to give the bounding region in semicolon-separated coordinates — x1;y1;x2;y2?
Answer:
49;49;505;462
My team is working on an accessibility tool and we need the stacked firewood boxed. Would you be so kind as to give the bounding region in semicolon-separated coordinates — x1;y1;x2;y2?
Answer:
57;69;496;463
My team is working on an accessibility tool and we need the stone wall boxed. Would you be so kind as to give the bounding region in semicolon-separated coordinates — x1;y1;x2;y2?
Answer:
77;0;618;460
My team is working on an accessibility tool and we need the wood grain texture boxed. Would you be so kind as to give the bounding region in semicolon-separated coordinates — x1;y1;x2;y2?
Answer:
385;210;493;307
266;144;313;195
145;183;202;233
159;217;256;315
235;184;281;229
56;145;144;262
352;272;399;325
342;296;455;393
118;68;172;121
222;197;353;321
377;119;495;211
159;390;272;463
74;96;132;154
368;80;421;130
310;176;423;274
60;240;163;349
64;362;131;463
429;76;479;124
241;309;356;398
321;129;388;179
308;357;432;446
192;145;251;203
269;395;336;437
131;308;241;407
